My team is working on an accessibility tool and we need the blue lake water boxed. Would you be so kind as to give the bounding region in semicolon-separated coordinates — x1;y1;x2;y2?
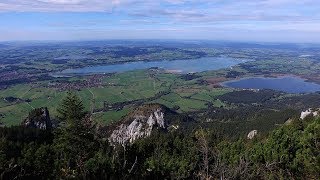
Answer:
222;76;320;93
60;57;248;75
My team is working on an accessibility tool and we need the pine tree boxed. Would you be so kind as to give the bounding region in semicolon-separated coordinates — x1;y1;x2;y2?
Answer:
57;91;86;128
54;91;98;178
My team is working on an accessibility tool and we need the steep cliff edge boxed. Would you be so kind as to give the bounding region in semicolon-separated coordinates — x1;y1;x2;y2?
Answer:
104;104;191;146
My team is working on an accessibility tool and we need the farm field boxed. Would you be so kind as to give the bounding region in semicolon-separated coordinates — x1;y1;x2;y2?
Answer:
0;70;231;126
3;49;320;126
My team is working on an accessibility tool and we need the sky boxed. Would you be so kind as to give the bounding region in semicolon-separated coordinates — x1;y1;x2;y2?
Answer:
0;0;320;42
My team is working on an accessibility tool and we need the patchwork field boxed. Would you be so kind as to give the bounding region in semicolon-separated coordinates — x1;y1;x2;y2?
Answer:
0;70;232;126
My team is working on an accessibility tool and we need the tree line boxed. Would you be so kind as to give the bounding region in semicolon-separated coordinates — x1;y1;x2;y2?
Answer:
0;92;319;179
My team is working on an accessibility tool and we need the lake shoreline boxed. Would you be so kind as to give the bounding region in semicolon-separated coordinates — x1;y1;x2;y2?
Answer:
53;56;250;76
220;75;320;93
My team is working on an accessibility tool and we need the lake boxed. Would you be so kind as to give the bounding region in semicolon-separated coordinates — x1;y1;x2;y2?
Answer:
222;76;320;93
59;57;248;75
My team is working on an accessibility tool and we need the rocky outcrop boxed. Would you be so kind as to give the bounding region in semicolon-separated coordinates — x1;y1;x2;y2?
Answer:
247;130;258;139
109;109;165;146
22;107;52;130
106;104;190;146
300;108;319;120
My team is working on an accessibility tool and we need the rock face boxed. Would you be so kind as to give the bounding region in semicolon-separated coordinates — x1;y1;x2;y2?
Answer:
109;109;165;146
106;104;189;146
247;130;258;140
300;108;319;120
22;107;52;130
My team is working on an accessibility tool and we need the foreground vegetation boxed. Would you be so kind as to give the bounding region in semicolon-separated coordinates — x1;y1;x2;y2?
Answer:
0;93;319;179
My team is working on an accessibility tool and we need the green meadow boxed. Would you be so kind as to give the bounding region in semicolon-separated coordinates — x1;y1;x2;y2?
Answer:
0;70;231;126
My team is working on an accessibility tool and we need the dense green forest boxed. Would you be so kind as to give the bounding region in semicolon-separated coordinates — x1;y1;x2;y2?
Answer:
0;93;319;179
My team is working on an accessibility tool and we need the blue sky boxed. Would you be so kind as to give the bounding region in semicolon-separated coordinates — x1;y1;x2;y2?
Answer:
0;0;319;42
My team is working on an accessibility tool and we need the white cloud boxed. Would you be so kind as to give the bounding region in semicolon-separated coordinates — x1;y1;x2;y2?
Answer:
37;0;85;5
1;0;320;42
0;0;126;12
0;0;318;19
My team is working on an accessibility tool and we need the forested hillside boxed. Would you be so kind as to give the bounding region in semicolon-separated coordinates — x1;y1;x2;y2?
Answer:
0;92;319;179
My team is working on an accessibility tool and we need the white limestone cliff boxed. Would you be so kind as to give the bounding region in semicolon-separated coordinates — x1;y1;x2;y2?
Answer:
300;108;319;120
247;130;258;139
108;109;166;146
